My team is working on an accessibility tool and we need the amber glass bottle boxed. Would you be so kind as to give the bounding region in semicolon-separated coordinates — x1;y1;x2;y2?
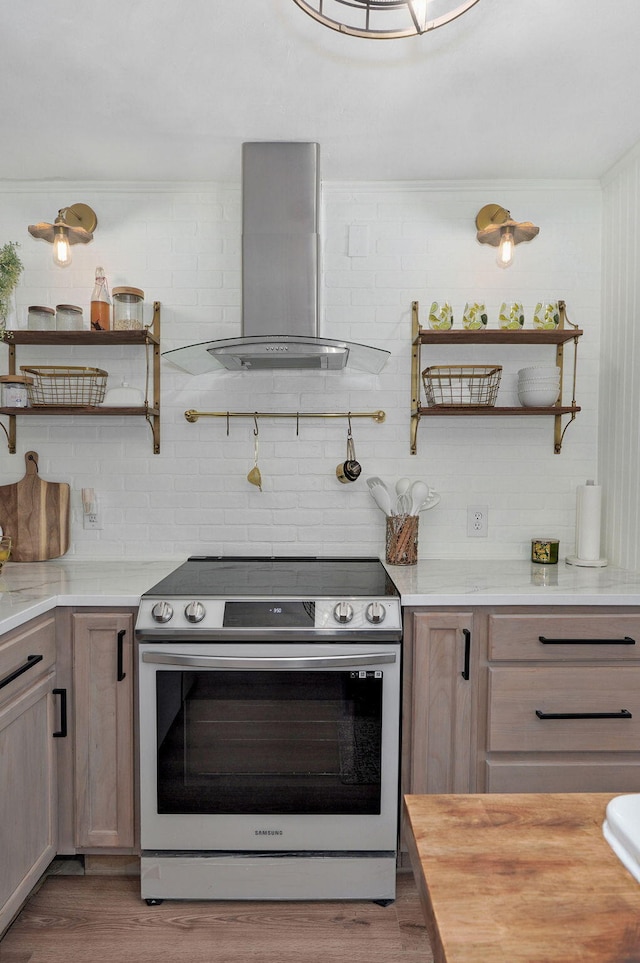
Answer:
90;266;111;330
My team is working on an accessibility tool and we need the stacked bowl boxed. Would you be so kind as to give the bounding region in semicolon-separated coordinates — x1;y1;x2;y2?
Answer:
517;365;561;407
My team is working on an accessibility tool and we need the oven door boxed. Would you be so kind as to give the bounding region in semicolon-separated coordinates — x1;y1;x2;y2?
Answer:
138;641;401;853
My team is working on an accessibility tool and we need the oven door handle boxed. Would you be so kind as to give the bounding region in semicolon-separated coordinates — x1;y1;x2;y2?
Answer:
141;651;397;669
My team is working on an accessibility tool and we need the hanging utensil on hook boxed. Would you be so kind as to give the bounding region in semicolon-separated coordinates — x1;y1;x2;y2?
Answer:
247;415;263;491
336;414;362;484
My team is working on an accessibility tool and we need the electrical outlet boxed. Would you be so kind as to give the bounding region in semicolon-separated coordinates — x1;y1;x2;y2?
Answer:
83;512;102;530
467;505;488;537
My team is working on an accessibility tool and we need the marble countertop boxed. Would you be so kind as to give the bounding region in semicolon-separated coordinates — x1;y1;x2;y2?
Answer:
0;558;181;635
1;556;640;637
387;558;640;607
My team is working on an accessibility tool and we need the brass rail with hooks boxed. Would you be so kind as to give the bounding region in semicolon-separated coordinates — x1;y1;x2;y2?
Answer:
185;409;386;428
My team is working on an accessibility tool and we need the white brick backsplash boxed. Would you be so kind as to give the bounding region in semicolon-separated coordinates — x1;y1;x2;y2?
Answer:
0;176;606;560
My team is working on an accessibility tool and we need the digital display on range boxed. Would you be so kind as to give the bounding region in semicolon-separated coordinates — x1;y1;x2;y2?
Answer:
223;600;316;628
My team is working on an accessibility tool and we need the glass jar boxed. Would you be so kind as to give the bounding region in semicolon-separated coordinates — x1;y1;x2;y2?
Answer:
27;305;55;331
112;287;144;330
0;375;32;407
56;304;84;331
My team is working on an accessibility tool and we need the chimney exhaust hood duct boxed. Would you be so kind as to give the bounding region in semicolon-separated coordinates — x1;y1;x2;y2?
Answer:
162;142;390;375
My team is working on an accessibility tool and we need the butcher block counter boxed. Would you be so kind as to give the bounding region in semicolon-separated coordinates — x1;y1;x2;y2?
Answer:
404;793;640;963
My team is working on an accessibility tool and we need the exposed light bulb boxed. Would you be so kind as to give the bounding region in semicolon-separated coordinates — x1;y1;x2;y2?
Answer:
497;228;514;269
52;224;72;268
409;0;428;30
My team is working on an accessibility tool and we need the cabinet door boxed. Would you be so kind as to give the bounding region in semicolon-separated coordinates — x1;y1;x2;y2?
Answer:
0;670;58;936
73;612;134;850
409;612;474;794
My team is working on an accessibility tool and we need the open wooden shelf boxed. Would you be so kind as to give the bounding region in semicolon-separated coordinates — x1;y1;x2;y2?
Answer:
0;405;159;416
410;300;583;454
2;329;159;346
0;302;161;453
416;404;581;417
415;328;583;346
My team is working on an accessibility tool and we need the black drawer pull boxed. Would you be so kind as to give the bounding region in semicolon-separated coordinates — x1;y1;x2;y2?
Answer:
52;687;67;738
0;653;43;690
117;629;126;682
536;708;632;720
461;628;471;680
539;635;635;645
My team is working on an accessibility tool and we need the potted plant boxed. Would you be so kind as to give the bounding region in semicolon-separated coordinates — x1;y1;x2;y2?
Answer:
0;241;23;333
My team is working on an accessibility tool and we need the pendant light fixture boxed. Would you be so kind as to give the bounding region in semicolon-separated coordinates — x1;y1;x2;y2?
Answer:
475;204;540;270
28;204;97;268
291;0;480;40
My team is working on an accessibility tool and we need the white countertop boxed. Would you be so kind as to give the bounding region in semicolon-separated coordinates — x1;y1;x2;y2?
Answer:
386;558;640;607
0;558;181;635
1;556;640;638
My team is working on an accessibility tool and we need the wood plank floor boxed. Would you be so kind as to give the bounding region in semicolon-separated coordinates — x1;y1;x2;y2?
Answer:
0;871;432;963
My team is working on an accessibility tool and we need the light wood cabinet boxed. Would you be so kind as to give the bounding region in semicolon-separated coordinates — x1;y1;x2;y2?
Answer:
404;605;640;800
72;611;136;851
0;614;59;937
403;610;476;795
482;609;640;793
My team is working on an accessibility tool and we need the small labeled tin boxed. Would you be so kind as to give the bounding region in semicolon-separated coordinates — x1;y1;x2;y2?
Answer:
531;538;559;564
0;374;33;407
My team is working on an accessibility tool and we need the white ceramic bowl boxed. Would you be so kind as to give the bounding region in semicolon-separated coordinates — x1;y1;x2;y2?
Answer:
518;384;560;407
518;377;560;388
518;365;561;380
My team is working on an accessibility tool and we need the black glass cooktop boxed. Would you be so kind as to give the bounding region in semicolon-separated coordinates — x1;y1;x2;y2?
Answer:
145;556;398;599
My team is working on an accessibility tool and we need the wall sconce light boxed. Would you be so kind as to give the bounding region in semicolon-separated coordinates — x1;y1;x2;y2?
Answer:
28;204;97;268
475;204;539;269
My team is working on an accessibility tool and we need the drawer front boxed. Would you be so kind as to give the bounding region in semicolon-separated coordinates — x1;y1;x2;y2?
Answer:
0;616;56;705
485;760;640;794
488;666;640;751
488;613;640;662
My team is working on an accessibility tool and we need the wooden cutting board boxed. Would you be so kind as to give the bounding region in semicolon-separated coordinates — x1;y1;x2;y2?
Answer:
0;451;70;561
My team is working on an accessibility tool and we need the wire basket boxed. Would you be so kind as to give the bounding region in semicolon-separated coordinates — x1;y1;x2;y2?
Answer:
20;366;108;406
422;364;502;407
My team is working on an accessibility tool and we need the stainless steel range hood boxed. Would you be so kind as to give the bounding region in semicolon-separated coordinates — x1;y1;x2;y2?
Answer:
162;142;390;374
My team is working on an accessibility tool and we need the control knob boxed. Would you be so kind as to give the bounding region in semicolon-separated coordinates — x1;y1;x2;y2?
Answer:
185;600;206;624
365;601;386;625
151;600;174;624
333;601;354;624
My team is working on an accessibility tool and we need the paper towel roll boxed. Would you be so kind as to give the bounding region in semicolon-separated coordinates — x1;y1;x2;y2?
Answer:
575;481;602;562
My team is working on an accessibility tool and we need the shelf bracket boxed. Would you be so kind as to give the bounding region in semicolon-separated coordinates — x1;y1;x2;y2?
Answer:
0;417;15;453
411;300;422;455
144;301;161;453
553;301;579;453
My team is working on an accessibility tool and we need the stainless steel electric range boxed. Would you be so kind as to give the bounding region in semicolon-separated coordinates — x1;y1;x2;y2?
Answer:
135;556;402;903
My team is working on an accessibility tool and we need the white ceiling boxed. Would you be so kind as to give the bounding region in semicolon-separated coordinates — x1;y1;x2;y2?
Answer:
2;0;639;184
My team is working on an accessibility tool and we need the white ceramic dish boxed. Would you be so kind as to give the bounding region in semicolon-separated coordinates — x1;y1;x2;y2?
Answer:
101;384;144;406
603;794;640;884
518;377;560;388
518;385;560;406
518;365;561;380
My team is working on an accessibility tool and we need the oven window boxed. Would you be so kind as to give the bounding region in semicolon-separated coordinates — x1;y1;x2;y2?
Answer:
155;669;383;815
